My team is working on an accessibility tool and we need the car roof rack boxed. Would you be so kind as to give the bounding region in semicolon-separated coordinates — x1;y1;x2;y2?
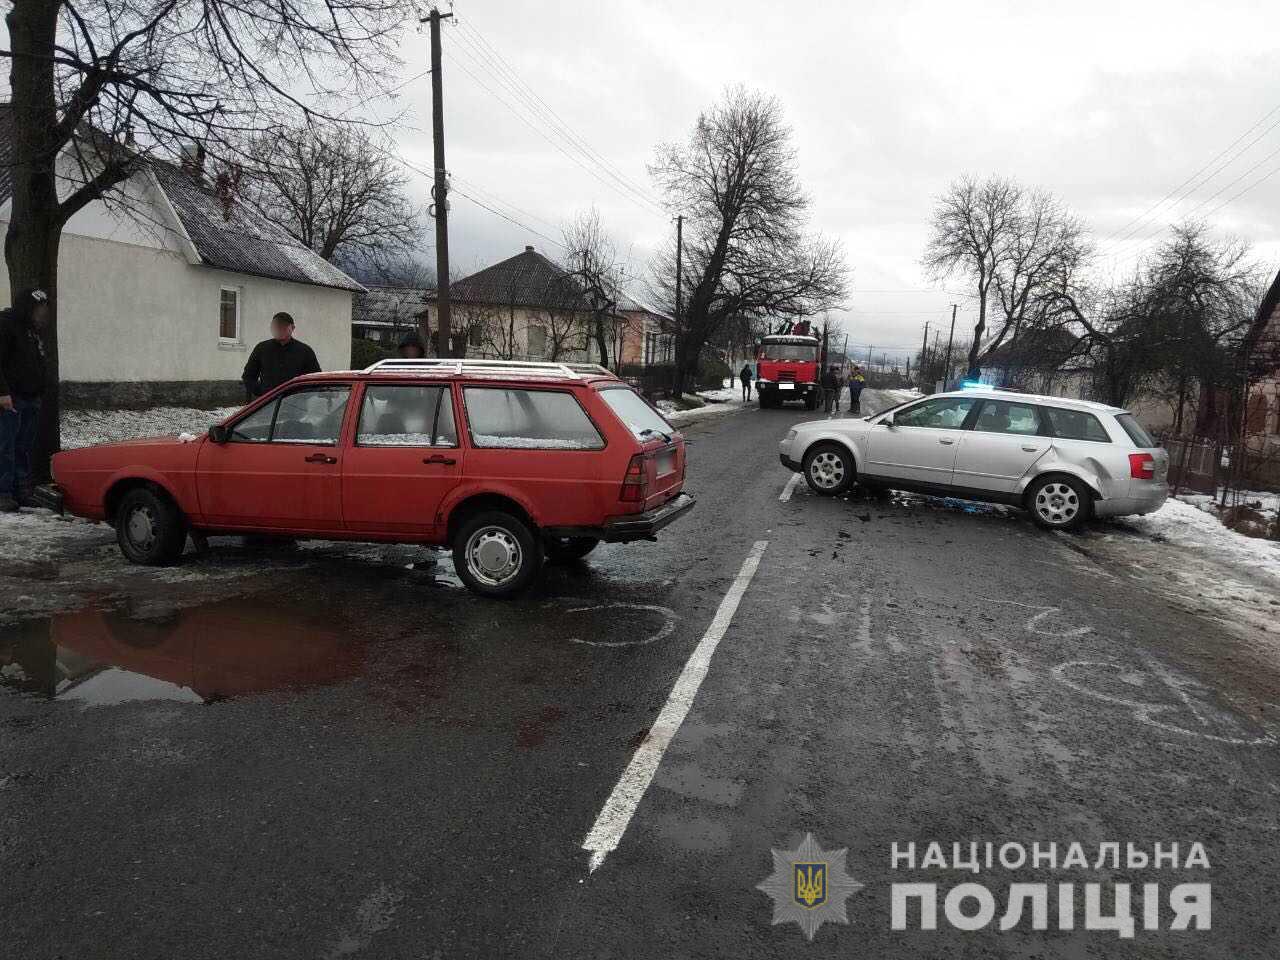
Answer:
361;358;618;379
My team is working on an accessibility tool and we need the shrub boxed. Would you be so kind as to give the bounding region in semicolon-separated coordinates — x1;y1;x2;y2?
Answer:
351;337;392;369
697;357;731;390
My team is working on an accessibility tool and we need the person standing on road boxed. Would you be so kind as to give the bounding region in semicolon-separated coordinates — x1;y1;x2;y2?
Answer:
739;362;753;401
848;366;866;414
241;312;321;399
822;365;841;414
0;289;50;513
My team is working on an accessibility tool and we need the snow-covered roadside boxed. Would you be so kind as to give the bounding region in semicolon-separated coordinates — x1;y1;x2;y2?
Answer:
656;380;751;426
1122;497;1280;587
62;406;238;449
0;509;113;566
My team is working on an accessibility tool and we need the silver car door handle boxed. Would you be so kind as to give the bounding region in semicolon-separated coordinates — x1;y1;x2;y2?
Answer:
938;438;955;445
1021;445;1041;452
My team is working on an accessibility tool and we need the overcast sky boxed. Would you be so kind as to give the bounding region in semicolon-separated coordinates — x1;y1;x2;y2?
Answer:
384;0;1280;363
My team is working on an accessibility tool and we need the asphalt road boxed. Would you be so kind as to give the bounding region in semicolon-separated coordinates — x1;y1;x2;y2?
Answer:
2;390;1278;958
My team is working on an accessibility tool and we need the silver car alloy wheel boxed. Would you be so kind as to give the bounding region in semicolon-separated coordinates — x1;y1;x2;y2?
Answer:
809;450;846;489
465;526;523;586
126;503;159;551
1034;482;1079;526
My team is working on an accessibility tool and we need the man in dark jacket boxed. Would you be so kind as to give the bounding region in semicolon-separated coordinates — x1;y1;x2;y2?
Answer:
241;312;321;398
739;362;753;401
822;365;841;414
0;288;50;512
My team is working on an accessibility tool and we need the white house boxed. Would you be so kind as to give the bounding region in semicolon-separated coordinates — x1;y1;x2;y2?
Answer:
0;106;363;407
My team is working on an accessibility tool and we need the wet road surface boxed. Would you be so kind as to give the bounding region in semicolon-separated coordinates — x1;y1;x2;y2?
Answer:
2;391;1278;958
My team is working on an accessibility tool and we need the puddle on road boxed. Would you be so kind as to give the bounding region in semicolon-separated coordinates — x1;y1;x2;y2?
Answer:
0;598;366;706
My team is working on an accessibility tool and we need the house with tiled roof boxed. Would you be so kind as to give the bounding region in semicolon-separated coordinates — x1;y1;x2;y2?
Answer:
352;286;431;348
434;245;672;367
0;104;363;407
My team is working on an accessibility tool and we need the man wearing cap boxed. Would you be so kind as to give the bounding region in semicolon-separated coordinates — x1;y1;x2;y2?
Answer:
241;311;321;398
0;288;50;512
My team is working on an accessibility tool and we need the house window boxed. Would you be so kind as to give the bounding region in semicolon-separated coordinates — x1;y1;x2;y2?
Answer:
527;324;547;358
219;287;240;341
468;324;484;348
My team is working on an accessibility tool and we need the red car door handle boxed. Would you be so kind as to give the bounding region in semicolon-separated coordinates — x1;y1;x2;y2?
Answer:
423;454;457;465
304;453;337;464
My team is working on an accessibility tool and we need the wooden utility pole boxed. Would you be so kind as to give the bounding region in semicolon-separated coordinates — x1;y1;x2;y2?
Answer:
671;214;683;393
428;6;454;357
943;303;957;390
674;215;684;328
919;321;930;391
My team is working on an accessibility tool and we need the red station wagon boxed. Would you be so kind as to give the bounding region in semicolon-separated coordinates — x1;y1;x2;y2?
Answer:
50;359;695;598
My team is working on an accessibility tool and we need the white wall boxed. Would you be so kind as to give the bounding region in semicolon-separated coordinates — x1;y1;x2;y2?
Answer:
0;162;354;383
0;229;354;381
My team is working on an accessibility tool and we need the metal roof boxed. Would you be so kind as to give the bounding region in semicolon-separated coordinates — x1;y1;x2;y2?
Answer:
446;246;584;310
151;162;363;293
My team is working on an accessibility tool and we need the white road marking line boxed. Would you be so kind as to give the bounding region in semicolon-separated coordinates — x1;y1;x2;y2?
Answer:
581;539;769;873
779;473;802;502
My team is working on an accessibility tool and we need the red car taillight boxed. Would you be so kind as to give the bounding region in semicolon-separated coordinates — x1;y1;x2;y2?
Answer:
1129;452;1155;480
620;453;648;502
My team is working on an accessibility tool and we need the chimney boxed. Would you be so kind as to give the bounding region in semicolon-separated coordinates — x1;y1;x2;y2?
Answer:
180;142;206;183
525;245;535;253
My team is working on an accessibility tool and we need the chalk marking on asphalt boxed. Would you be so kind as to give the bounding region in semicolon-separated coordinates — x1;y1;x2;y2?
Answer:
1052;660;1277;747
977;597;1092;638
581;539;769;873
779;473;802;502
565;603;677;647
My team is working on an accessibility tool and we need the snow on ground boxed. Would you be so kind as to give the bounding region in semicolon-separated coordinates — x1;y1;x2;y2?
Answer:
62;406;238;449
1123;497;1280;586
0;509;113;566
656;380;751;426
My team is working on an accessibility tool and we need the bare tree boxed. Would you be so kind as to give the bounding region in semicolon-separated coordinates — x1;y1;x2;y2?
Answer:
562;207;621;367
240;125;423;264
2;0;413;469
922;176;1021;379
1043;223;1262;410
538;277;588;362
649;87;847;396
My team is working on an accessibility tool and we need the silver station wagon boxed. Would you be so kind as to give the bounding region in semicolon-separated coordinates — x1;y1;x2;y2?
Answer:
778;389;1169;530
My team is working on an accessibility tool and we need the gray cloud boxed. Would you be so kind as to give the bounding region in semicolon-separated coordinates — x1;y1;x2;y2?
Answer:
384;0;1280;357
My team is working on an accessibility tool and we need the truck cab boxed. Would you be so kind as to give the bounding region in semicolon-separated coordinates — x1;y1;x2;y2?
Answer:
756;334;822;409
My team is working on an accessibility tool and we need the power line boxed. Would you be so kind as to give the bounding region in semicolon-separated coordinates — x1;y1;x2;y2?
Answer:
1197;157;1280;226
1109;138;1280;266
1096;101;1280;253
451;185;567;249
445;24;668;219
449;173;564;233
452;19;667;215
443;45;667;220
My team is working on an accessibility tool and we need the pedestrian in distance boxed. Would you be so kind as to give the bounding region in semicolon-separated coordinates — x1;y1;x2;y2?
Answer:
822;365;841;415
241;312;321;399
0;288;50;512
739;362;753;401
848;365;866;414
398;331;426;359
